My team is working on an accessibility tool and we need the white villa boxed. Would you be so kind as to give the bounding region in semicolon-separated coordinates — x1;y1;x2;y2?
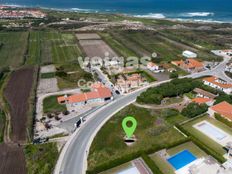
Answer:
203;76;232;94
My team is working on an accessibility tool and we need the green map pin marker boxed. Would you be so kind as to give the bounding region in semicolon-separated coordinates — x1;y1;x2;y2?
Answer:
122;116;137;138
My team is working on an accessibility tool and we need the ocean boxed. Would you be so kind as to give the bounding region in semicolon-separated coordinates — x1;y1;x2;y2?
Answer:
1;0;232;23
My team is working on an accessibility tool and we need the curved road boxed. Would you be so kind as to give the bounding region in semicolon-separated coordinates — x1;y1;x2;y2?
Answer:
55;56;231;174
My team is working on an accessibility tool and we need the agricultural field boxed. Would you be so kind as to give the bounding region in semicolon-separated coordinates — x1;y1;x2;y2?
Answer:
0;32;28;68
4;67;35;142
0;143;26;174
27;31;82;64
88;105;187;170
24;143;59;174
108;30;220;62
162;29;232;50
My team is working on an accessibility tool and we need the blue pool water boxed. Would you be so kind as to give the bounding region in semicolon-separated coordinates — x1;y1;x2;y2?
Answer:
167;150;197;170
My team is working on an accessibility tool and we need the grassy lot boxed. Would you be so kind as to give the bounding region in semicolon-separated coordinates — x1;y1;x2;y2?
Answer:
88;105;187;170
150;141;207;174
0;32;28;68
26;31;82;64
24;143;59;174
43;95;66;113
56;63;93;89
40;72;56;79
99;32;138;58
181;116;232;156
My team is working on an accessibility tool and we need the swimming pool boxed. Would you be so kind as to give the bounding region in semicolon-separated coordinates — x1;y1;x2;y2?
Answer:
196;122;226;140
167;150;197;170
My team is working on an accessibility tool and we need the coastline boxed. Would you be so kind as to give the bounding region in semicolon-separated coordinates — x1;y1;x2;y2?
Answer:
1;3;232;24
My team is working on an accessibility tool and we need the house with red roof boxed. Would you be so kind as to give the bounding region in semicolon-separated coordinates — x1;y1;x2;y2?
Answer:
171;59;204;73
203;76;232;94
192;97;214;106
57;83;113;108
208;101;232;121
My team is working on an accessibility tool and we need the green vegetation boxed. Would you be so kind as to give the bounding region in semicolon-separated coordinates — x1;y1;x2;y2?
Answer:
137;78;202;104
24;143;59;174
43;95;66;113
181;103;208;118
214;94;232;105
215;113;232;128
56;62;93;89
88;105;186;171
40;72;56;79
141;154;163;174
0;32;28;68
0;110;5;142
26;31;82;64
99;32;138;58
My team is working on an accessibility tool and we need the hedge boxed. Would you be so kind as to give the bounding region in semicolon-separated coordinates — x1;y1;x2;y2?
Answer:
175;124;226;163
141;153;163;174
215;114;232;128
86;138;190;174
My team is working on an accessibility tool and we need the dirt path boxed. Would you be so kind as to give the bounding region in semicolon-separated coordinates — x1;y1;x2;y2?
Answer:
133;96;191;111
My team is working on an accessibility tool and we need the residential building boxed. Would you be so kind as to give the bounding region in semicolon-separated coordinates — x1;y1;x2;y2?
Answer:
208;101;232;121
57;83;113;107
193;88;217;99
203;76;232;94
171;58;204;73
116;73;148;93
182;50;197;58
146;62;164;73
192;98;214;106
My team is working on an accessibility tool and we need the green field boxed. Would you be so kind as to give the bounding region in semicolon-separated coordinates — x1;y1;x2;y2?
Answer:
43;95;66;114
108;30;220;62
88;105;187;170
181;116;232;156
0;32;28;68
27;31;82;64
56;63;93;89
24;143;59;174
150;141;207;174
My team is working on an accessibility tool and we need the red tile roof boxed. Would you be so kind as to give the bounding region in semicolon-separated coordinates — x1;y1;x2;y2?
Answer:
210;101;232;120
192;97;212;104
203;76;232;89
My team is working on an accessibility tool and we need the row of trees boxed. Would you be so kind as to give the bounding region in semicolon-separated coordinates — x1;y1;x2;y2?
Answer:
137;78;202;104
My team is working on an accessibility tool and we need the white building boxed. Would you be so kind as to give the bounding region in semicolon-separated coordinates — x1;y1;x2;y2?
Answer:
203;76;232;94
182;50;197;58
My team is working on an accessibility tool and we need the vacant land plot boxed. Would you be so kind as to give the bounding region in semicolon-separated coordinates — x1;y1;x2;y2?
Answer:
76;33;101;40
40;65;56;73
77;33;118;59
4;67;35;142
0;32;28;68
0;143;26;174
88;105;186;170
43;95;66;114
56;63;93;89
27;31;82;64
37;78;59;94
24;143;59;174
181;116;232;156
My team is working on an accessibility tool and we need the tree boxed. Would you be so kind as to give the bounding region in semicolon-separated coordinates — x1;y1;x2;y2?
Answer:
169;72;178;79
181;103;208;118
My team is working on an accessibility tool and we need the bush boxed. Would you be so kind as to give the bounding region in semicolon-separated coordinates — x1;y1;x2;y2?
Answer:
181;103;208;118
215;94;232;105
169;71;178;79
215;113;232;128
141;154;163;174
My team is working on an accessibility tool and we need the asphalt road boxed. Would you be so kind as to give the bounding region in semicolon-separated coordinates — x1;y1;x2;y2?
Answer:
55;55;231;174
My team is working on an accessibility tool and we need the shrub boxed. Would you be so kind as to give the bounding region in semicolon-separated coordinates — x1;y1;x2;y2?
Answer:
215;113;232;128
181;103;208;118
